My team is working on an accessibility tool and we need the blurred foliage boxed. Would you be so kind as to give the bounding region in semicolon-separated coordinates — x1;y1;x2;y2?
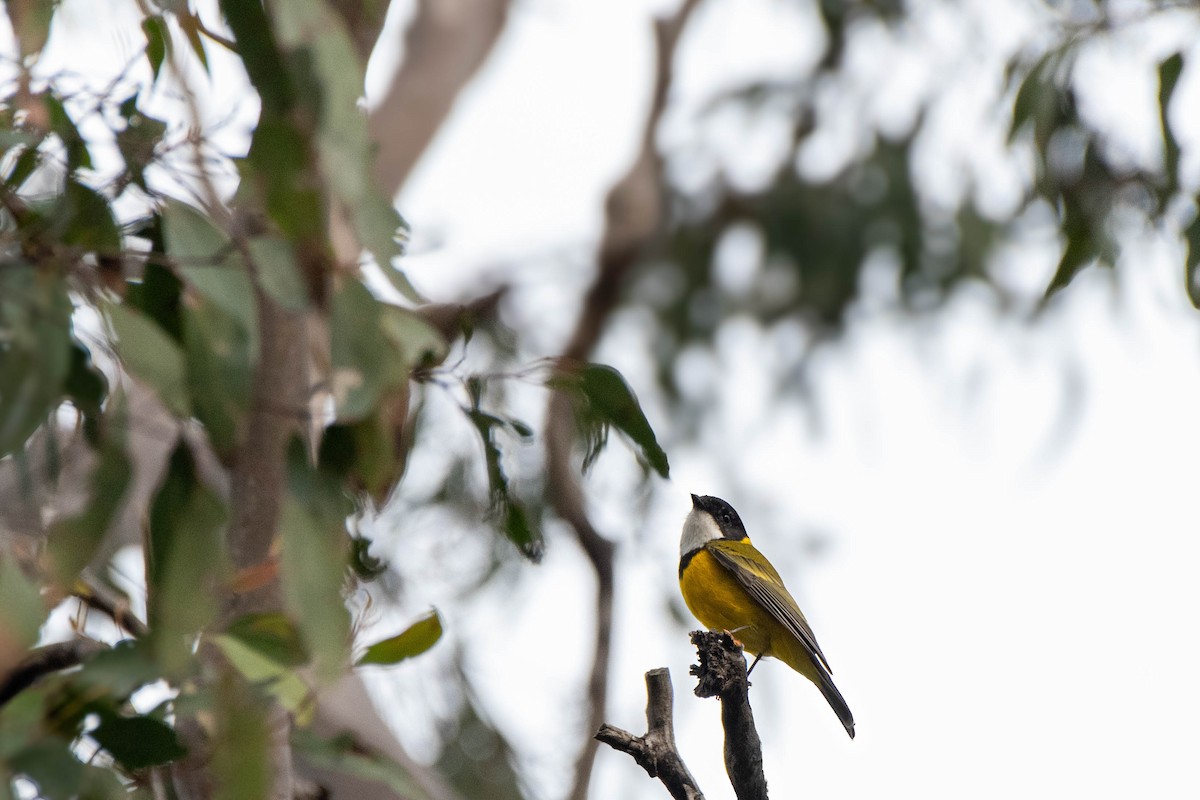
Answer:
642;2;1199;408
0;1;666;796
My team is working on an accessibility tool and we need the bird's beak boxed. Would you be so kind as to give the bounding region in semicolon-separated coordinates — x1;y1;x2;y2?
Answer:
690;493;701;508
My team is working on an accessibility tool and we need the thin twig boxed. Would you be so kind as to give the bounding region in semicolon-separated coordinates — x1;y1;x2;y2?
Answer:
0;639;110;707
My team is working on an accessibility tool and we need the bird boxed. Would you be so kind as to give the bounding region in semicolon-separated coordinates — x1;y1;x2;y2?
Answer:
678;493;855;738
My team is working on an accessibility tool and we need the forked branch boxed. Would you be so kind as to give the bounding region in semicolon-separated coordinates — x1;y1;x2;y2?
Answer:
595;668;704;800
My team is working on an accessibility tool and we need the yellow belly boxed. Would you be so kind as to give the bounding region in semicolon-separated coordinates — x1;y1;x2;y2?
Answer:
678;547;821;685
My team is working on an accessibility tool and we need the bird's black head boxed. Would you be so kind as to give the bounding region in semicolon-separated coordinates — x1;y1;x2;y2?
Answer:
690;494;747;540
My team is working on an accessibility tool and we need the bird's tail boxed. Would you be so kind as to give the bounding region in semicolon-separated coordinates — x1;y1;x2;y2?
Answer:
819;675;856;739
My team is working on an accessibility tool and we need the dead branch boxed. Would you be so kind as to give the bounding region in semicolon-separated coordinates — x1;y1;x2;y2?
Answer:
367;0;512;201
595;668;704;800
690;631;768;800
543;4;700;799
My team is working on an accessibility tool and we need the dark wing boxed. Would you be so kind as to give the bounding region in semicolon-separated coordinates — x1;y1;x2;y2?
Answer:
707;539;834;674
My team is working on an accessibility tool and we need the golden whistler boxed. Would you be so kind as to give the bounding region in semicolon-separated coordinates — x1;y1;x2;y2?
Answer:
679;494;855;738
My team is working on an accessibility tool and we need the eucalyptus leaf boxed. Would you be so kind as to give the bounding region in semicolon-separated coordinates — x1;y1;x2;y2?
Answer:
249;235;307;310
91;712;186;770
212;635;312;721
1158;52;1183;203
106;303;190;416
356;610;442;667
163;199;256;334
559;363;669;478
281;449;351;683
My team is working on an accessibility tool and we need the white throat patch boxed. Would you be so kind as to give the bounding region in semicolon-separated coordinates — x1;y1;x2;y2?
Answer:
679;508;723;557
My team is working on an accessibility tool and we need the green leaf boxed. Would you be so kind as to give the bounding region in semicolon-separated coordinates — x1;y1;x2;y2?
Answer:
182;296;254;457
225;613;310;668
567;363;669;478
44;94;91;171
63;340;106;418
1185;208;1200;309
114;96;167;191
141;16;168;80
330;280;405;421
91;712;186;770
249;235;307;310
0;267;73;458
356;610;442;667
106;303;191;416
379;305;448;370
271;0;422;302
281;447;351;682
4;143;41;188
126;259;183;342
465;407;543;562
58;180;121;255
163;199;257;335
7;739;83;800
1158;52;1184;203
292;730;426;799
177;11;210;74
212;635;312;720
72;640;160;700
147;444;227;677
0;556;44;658
211;670;274;800
217;0;293;115
47;423;131;586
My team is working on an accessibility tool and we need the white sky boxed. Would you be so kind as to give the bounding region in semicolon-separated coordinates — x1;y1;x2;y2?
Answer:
16;1;1200;798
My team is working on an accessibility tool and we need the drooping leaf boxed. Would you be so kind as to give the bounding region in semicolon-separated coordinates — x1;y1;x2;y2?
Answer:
379;305;448;371
177;11;210;74
58;180;121;256
47;423;131;586
1185;210;1200;309
225;612;310;668
557;363;670;478
106;303;190;416
63;340;106;419
281;445;352;682
356;610;442;667
141;16;168;80
212;635;312;721
6;739;84;800
182;296;254;457
0;267;73;458
146;444;227;677
218;0;294;115
90;712;186;770
248;235;307;310
125;259;183;342
71;640;160;700
211;670;273;800
292;729;427;799
0;557;44;668
330;280;405;421
114;94;167;191
163;199;257;335
464;404;544;562
1158;52;1184;206
44;94;91;172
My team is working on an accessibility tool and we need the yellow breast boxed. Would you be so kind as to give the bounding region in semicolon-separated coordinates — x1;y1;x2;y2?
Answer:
679;545;774;658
